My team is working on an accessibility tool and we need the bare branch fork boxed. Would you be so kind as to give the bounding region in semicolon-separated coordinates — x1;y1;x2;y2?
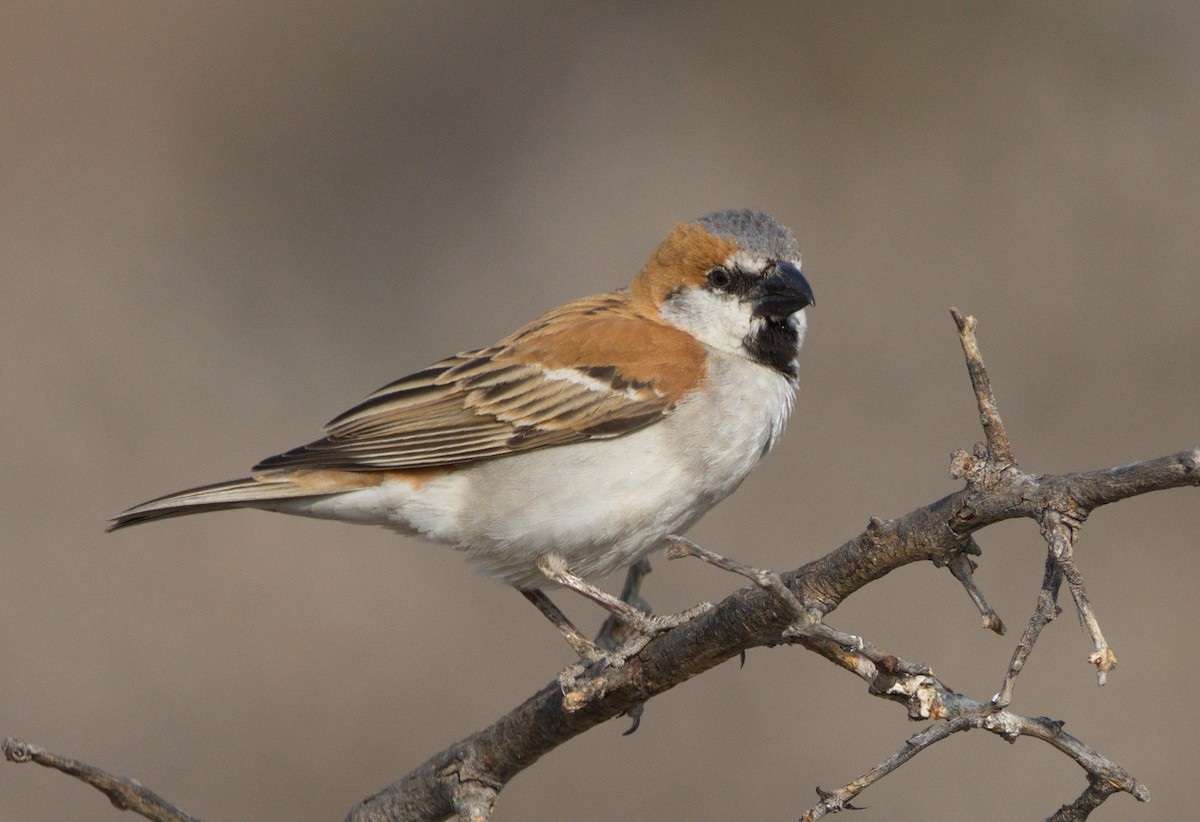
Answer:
6;309;1197;822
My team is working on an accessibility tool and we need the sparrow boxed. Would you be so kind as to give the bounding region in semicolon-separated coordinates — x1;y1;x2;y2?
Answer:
110;209;814;660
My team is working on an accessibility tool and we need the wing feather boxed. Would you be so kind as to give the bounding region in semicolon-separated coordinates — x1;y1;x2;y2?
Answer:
253;291;707;472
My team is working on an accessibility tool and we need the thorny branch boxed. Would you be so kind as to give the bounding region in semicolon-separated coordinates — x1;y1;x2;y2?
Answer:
6;310;1198;821
946;539;1006;634
2;737;200;822
950;308;1017;469
792;635;1149;820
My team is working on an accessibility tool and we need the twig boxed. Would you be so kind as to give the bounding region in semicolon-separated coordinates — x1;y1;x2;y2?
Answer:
792;622;1149;820
666;535;810;620
991;554;1063;709
952;308;1114;696
801;698;1148;821
667;536;930;676
1046;777;1127;821
946;541;1006;634
1043;511;1116;684
2;737;201;822
950;307;1016;468
803;718;969;820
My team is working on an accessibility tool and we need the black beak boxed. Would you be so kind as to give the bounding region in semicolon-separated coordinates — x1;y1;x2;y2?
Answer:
752;260;815;321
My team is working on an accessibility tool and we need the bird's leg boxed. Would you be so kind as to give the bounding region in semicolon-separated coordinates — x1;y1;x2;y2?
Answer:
533;555;714;699
536;554;712;637
521;589;607;661
594;557;653;652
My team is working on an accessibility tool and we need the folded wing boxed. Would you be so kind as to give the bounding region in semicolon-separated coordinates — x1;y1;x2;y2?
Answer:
253;292;707;472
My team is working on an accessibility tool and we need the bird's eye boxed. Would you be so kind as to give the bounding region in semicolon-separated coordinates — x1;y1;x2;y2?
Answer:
707;266;732;290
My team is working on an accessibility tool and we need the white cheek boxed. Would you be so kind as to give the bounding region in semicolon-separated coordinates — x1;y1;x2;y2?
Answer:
790;309;808;350
659;289;810;359
658;290;753;355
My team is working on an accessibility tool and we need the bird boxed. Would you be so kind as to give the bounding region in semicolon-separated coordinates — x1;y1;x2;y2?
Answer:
110;209;814;660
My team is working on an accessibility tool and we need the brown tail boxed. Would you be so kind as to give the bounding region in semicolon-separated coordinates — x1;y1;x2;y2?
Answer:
108;475;328;531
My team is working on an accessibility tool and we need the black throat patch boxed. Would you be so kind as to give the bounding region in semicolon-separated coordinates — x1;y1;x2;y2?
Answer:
744;320;799;379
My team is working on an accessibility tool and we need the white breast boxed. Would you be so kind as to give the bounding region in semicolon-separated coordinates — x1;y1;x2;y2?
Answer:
421;353;794;588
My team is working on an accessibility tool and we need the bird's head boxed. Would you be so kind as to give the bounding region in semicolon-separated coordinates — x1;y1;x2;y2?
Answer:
632;209;814;378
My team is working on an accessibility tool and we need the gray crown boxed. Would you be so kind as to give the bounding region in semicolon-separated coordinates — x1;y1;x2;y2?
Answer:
697;209;800;261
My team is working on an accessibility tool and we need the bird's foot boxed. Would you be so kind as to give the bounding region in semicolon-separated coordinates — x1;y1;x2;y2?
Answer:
556;632;657;709
554;602;714;705
613;600;716;638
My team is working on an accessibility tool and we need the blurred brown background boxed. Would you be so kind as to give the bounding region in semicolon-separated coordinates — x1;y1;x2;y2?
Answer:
3;3;1199;820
